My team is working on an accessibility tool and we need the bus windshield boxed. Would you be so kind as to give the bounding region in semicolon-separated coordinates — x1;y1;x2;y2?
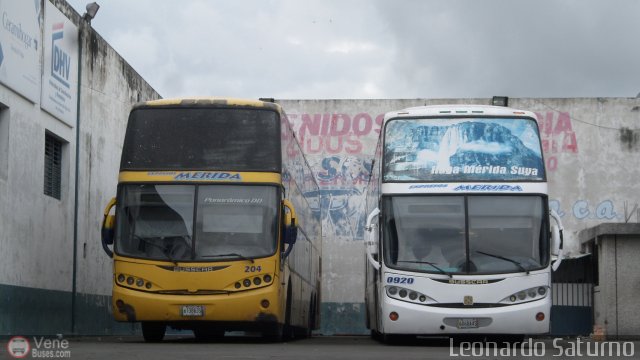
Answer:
383;117;545;182
382;195;548;275
115;184;279;262
121;107;280;172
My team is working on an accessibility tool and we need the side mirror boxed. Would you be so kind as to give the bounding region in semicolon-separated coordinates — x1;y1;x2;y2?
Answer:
550;209;564;271
551;225;561;256
365;207;380;270
101;197;116;258
281;199;297;260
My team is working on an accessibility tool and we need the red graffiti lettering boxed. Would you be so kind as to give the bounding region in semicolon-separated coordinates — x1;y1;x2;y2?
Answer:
326;137;343;154
375;114;384;134
300;113;321;137
305;137;323;154
554;112;573;134
535;111;579;156
345;137;363;154
330;114;350;136
562;131;578;153
352;113;372;136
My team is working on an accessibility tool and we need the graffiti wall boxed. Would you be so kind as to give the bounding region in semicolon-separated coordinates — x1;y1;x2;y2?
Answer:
286;110;384;242
279;98;640;334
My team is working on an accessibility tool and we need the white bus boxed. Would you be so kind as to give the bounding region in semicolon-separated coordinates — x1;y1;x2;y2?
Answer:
364;104;564;342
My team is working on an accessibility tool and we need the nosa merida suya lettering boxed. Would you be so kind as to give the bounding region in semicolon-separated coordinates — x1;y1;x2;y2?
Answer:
431;165;539;176
174;172;242;180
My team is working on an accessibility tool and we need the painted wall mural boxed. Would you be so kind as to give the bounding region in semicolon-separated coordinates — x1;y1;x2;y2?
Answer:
287;112;382;241
283;104;638;249
535;111;578;172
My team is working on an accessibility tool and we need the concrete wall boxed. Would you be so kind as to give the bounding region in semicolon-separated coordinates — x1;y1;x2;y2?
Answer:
278;98;640;334
581;223;640;338
0;0;159;335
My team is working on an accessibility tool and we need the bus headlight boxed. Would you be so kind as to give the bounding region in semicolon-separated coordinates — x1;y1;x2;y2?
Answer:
118;274;154;290
501;286;549;305
385;286;435;305
232;274;274;291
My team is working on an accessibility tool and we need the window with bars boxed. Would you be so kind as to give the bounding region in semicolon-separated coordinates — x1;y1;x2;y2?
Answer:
44;133;63;199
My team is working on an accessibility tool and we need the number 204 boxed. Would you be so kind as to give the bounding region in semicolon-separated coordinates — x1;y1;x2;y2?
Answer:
387;276;414;284
245;265;262;273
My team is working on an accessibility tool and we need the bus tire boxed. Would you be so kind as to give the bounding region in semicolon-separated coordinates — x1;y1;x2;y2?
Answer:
141;322;165;342
296;297;315;339
193;327;224;342
382;333;409;345
263;284;293;342
371;330;383;342
282;284;294;340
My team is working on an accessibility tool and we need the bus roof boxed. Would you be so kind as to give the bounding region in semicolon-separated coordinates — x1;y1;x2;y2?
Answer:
384;104;536;122
134;97;282;111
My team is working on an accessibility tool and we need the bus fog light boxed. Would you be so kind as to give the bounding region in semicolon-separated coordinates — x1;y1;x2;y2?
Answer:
235;282;241;289
115;299;124;309
117;274;125;283
389;312;399;321
388;287;398;295
261;299;270;308
136;279;144;287
538;287;547;296
399;289;407;298
517;291;526;300
419;295;426;302
536;312;545;321
145;282;152;289
243;279;251;287
126;277;134;285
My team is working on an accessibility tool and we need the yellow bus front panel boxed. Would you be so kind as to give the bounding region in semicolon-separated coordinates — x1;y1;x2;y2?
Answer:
112;256;285;323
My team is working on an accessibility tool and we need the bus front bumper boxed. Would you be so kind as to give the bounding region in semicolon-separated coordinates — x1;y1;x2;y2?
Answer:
112;284;282;323
381;297;550;335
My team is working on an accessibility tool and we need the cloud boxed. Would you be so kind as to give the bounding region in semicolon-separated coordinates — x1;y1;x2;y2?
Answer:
66;0;640;99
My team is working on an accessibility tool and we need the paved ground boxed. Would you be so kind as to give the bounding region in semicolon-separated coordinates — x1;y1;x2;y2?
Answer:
1;335;638;359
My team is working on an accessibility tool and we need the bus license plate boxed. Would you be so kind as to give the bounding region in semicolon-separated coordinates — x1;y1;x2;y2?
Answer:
181;305;205;317
457;318;479;329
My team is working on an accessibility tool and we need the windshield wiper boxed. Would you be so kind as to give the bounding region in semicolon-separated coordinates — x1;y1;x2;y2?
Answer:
398;260;452;278
201;253;255;263
476;251;529;274
135;236;178;265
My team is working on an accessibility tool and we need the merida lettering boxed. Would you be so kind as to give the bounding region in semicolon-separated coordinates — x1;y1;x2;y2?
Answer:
409;184;448;189
453;185;523;192
174;172;242;181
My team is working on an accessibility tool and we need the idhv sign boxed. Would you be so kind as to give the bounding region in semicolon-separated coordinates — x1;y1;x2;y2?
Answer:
40;1;78;127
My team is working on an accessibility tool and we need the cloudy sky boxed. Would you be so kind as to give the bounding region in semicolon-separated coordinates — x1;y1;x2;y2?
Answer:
65;0;640;100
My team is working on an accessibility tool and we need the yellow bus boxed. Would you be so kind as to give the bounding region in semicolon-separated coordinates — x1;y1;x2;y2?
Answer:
100;98;322;342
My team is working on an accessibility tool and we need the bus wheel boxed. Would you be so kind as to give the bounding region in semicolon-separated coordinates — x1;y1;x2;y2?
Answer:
141;322;165;342
193;327;224;342
263;323;284;342
306;297;316;337
382;333;408;345
370;330;383;342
